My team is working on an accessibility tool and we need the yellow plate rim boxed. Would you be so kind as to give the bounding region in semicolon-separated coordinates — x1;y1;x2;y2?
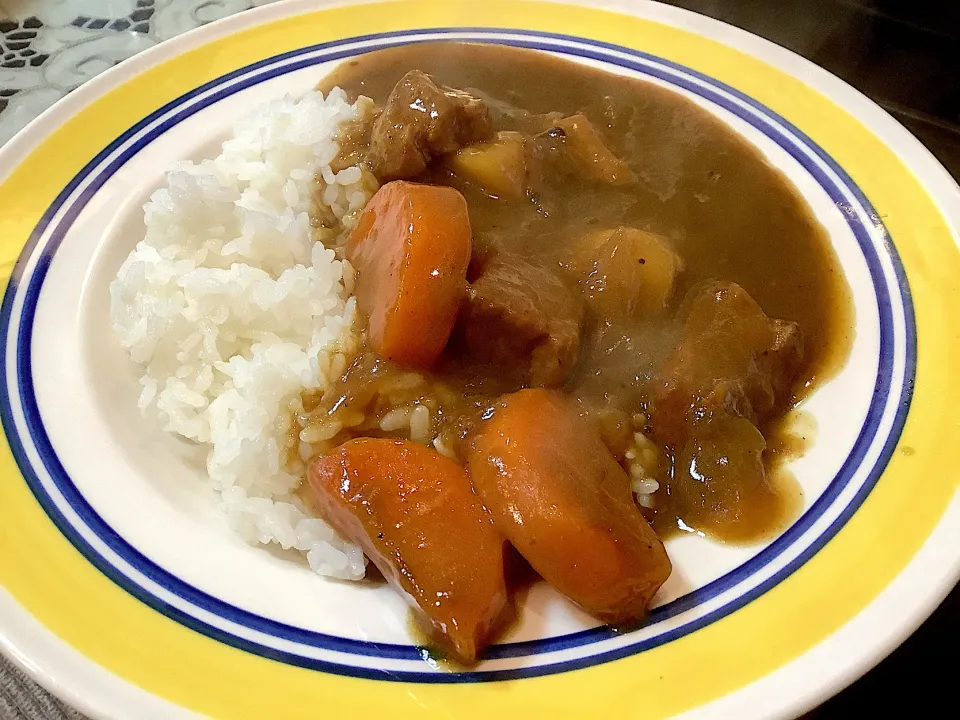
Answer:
0;1;958;718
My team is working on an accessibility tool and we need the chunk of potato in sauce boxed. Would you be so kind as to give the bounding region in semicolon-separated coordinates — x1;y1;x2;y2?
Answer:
316;42;854;543
568;227;683;318
548;113;637;185
446;131;540;199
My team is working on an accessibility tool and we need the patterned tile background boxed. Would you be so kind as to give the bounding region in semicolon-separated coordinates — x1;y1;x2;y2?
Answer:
0;1;280;718
0;0;279;144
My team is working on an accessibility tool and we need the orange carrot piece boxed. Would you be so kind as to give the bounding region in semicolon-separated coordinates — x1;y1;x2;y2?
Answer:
308;438;511;664
347;181;472;368
467;389;671;624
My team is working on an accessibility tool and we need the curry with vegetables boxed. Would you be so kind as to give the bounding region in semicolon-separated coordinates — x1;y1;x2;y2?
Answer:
300;42;854;664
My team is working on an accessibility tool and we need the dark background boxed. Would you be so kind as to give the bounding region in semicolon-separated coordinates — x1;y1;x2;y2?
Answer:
661;0;958;716
667;0;960;177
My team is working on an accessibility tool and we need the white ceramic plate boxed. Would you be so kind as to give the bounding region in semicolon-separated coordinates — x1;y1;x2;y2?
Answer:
0;2;958;718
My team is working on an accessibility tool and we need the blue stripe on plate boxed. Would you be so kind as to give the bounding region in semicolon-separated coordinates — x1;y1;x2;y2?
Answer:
0;28;914;681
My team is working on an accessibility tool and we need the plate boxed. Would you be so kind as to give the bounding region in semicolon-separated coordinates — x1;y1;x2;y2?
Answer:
1;1;958;718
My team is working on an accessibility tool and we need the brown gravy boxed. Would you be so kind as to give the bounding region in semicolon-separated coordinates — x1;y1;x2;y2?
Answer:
314;42;854;543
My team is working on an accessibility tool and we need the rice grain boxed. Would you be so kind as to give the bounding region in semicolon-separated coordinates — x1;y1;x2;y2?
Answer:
110;88;376;580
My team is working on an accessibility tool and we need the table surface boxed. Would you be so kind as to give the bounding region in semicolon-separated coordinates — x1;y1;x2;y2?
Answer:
0;0;956;718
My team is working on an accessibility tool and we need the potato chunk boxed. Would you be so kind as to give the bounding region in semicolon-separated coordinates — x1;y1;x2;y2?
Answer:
447;131;539;198
551;114;636;185
569;226;683;318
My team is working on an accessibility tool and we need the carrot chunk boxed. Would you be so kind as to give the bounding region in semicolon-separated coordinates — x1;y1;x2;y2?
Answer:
308;438;511;664
467;389;671;624
347;181;472;368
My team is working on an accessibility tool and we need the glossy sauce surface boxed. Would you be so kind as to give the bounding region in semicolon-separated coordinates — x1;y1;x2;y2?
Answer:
313;42;855;542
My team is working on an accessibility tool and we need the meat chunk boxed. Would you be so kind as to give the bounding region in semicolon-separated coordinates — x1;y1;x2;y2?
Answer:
460;255;584;387
368;70;494;181
760;319;804;396
647;282;804;538
308;438;512;664
467;389;671;623
650;282;804;447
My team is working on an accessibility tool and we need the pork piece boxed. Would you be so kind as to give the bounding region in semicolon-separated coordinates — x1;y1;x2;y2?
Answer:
460;254;584;387
308;438;511;664
650;281;804;449
467;389;671;623
368;70;494;181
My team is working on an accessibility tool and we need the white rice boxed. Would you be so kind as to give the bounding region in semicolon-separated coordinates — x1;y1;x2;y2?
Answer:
109;88;378;580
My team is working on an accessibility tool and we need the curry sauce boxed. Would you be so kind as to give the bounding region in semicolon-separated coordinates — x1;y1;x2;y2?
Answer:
311;42;854;545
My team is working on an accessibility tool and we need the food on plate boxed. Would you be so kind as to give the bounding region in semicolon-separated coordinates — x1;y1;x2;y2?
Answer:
467;389;671;624
309;438;511;663
568;226;684;318
547;113;637;185
460;253;584;388
346;180;472;368
367;69;494;181
446;130;540;198
110;42;853;662
110;87;374;579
